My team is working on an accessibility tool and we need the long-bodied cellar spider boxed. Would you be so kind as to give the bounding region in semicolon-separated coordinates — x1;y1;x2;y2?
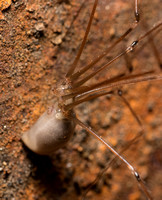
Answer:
0;0;161;199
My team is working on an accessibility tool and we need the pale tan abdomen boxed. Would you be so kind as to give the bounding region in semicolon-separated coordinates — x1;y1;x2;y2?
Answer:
22;106;75;155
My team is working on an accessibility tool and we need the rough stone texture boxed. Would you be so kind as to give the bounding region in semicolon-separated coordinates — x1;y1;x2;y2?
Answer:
0;0;161;200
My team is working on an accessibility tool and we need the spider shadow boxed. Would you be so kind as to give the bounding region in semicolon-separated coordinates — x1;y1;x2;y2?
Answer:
22;143;69;199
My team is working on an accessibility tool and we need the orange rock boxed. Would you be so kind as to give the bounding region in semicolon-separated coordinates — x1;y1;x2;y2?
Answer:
0;0;11;11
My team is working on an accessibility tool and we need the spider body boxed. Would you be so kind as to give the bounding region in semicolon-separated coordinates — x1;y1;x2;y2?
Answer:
22;103;75;155
22;81;76;155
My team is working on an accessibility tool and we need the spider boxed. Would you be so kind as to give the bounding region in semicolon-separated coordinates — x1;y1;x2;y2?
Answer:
0;0;161;199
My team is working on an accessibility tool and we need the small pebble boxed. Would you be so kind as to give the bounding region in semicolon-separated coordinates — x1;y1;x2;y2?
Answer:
3;125;7;130
35;22;45;32
3;161;7;166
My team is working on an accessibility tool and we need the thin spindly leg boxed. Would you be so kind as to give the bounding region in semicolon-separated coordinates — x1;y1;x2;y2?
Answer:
141;20;162;70
81;131;144;200
73;117;153;200
72;22;162;88
63;72;162;105
81;89;145;199
69;0;140;83
66;0;98;78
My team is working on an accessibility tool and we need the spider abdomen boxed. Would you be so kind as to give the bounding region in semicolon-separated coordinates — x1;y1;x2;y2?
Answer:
22;105;75;155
